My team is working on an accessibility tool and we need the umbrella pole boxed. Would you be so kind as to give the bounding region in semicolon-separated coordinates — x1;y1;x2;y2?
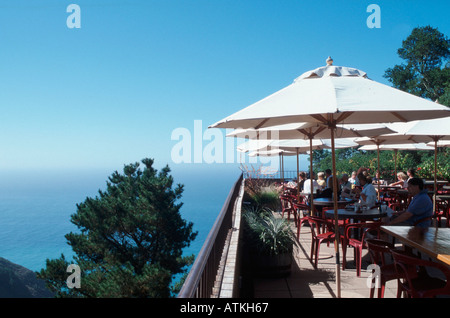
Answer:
394;149;398;182
309;137;315;217
279;155;284;190
377;145;380;201
297;148;300;202
330;127;341;298
434;139;438;216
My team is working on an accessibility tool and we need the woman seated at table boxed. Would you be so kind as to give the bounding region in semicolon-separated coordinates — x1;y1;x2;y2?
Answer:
353;173;377;208
389;171;408;188
388;177;433;228
317;172;326;189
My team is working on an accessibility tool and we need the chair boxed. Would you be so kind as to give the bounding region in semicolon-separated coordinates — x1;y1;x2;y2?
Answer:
434;200;448;227
321;207;349;232
391;248;450;298
280;194;297;223
293;202;311;239
307;216;336;268
342;222;382;276
391;249;450;298
366;239;402;298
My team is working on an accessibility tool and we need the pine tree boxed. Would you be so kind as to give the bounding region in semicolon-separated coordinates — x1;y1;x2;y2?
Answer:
37;158;197;297
384;25;450;105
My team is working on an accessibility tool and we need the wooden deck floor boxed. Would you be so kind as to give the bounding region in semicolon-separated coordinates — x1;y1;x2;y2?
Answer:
250;213;400;298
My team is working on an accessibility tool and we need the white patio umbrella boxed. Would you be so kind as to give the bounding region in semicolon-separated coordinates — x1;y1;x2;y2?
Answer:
209;59;450;297
247;148;297;182
427;140;450;148
232;124;389;216
237;139;324;196
227;122;394;140
354;133;428;198
359;143;434;183
398;117;450;211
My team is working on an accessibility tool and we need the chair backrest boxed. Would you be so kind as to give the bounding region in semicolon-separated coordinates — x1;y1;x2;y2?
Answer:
280;195;294;209
293;202;310;212
366;239;394;266
390;249;450;298
344;222;382;241
306;216;329;237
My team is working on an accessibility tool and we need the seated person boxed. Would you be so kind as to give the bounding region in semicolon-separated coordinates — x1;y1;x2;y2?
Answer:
298;171;307;192
389;171;408;188
340;173;352;190
353;173;377;208
388;178;433;228
349;171;357;185
317;172;326;189
303;172;320;201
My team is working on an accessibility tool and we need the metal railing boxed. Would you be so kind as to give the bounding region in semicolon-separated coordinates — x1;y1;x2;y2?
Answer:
243;170;298;180
178;173;244;298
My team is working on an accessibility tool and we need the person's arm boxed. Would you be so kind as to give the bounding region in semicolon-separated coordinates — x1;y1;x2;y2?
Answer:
389;211;413;225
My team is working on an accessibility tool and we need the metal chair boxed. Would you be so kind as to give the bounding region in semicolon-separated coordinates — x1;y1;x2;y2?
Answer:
307;216;336;268
391;249;450;298
341;221;382;276
366;239;402;298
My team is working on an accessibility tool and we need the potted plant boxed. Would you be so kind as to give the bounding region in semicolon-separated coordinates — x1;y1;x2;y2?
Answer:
242;207;297;278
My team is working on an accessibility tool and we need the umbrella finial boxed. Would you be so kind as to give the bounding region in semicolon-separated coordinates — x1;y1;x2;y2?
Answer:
326;56;333;65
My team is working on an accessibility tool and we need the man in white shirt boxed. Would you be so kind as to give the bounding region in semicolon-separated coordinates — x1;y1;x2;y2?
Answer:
303;172;320;195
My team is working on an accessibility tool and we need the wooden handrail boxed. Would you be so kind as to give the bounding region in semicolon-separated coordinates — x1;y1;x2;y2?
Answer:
178;173;243;298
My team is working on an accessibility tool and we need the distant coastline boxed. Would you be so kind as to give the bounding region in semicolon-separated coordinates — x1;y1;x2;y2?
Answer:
0;257;53;298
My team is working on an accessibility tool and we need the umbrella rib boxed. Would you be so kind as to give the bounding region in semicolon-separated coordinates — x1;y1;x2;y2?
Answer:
254;118;270;130
310;114;328;124
391;112;408;122
335;111;353;123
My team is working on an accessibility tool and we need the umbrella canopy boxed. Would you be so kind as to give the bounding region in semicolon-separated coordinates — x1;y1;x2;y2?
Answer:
359;143;434;151
402;118;450;142
209;60;450;298
427;140;450;147
227;122;395;140
359;143;434;182
236;138;324;153
247;148;297;157
210;66;450;130
398;117;450;213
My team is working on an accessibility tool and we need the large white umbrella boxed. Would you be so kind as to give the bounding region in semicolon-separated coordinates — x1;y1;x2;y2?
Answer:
227;122;394;140
209;59;450;297
237;139;324;196
359;143;434;184
232;124;389;216
354;133;428;198
398;117;450;211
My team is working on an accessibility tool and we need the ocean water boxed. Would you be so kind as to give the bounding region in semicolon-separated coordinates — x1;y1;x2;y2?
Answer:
0;165;242;273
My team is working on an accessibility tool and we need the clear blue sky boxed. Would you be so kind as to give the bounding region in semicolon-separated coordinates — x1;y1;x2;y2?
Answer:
1;0;449;174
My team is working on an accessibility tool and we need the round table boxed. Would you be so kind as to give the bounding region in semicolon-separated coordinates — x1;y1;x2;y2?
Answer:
324;208;387;221
313;197;355;206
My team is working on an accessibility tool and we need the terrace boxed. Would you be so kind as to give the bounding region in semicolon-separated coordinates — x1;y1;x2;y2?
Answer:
179;172;450;299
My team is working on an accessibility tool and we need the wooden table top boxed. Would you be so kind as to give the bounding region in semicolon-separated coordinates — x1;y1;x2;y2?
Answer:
381;226;450;266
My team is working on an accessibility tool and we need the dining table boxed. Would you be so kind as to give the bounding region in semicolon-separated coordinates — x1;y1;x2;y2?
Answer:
313;197;355;206
324;207;387;221
381;225;450;266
